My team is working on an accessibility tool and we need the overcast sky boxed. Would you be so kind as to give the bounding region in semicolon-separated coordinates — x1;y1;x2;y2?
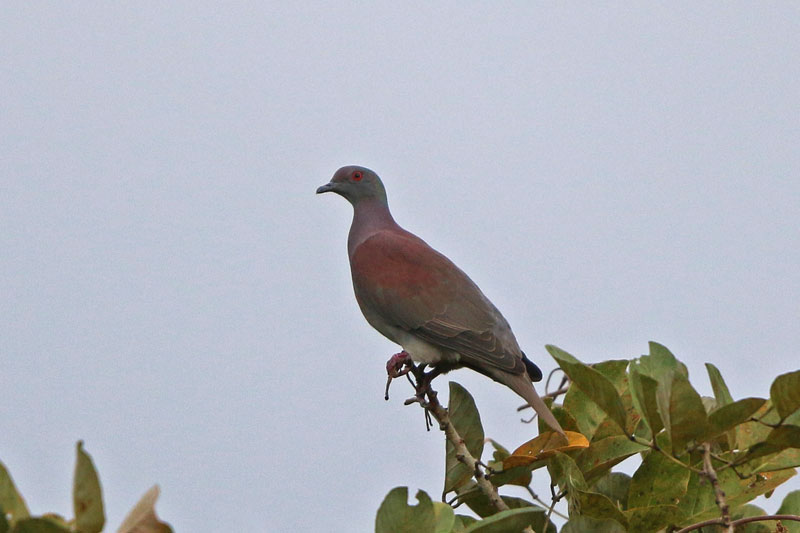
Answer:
2;3;798;532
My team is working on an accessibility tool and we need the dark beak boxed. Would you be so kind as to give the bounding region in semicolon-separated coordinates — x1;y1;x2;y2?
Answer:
316;182;336;194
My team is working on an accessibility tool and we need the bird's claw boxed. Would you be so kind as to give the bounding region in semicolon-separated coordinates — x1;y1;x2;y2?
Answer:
385;351;414;400
386;351;412;378
382;356;440;431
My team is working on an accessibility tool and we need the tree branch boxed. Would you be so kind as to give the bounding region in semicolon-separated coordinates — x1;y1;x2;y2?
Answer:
674;514;800;533
419;387;510;513
401;365;535;533
700;442;731;531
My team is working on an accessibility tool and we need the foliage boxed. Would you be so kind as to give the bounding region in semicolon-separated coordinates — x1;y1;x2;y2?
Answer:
0;442;171;533
375;342;800;532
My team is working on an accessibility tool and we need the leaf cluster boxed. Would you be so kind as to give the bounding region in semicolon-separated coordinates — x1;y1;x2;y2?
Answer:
0;442;170;533
376;342;800;532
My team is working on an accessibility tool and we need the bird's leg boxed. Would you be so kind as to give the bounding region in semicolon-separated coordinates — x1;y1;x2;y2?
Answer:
402;364;436;430
417;366;444;399
403;365;444;404
384;351;413;400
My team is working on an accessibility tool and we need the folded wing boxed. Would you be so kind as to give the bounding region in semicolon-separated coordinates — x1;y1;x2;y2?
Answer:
350;230;526;376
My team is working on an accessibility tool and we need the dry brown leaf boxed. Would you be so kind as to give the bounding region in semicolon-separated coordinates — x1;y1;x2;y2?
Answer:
504;431;589;467
117;485;172;533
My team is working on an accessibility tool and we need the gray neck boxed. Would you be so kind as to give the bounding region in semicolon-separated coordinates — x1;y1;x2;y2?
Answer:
347;198;399;256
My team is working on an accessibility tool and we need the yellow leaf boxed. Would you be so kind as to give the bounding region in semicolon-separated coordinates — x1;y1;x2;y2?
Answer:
504;431;589;467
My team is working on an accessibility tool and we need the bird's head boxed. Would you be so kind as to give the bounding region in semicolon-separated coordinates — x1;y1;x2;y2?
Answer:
316;165;387;206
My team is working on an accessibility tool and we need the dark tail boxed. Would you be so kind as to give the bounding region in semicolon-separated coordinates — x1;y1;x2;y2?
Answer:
521;351;543;382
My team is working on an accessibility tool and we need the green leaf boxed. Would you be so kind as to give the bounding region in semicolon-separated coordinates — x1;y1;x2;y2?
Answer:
547;345;627;433
706;398;766;439
375;487;437;533
638;342;686;378
771;370;800;420
0;461;29;524
593;360;631;394
552;403;581;434
677;468;796;525
788;407;800;426
629;367;663;435
561;516;627;533
736;400;779;450
705;363;734;407
625;504;681;532
702;367;741;450
444;382;485;494
628;450;691;509
0;511;7;533
538;400;581;435
547;452;587;495
31;516;68;530
727;504;771;533
486;440;532;488
451;515;477;533
752;448;800;474
777;490;800;533
526;512;557;533
576;436;647;484
656;370;708;453
564;384;608;440
592;472;631;511
575;490;628;528
487;439;509;463
723;468;796;510
9;519;70;533
592;414;629;441
744;425;800;462
456;483;538;519
462;507;545;533
73;441;105;533
488;463;543;488
432;502;455;533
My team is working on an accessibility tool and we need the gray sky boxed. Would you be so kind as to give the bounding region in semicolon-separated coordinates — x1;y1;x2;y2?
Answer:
2;3;798;532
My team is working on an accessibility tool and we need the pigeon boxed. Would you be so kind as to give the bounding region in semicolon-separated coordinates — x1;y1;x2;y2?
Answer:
317;165;564;436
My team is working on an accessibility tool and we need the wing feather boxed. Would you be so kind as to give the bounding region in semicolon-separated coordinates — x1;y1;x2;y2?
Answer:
350;231;525;375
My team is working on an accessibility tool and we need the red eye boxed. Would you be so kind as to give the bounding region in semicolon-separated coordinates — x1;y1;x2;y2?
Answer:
353;171;363;181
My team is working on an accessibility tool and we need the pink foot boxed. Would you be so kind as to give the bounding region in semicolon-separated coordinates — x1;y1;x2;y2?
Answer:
386;351;412;378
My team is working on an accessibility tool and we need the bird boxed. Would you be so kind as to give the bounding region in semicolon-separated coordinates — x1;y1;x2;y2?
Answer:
316;165;565;436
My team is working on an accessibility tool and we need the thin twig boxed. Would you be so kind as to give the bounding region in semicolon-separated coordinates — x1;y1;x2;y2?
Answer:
544;368;563;395
674;514;800;533
749;416;780;429
701;442;731;531
517;386;570;412
629;435;703;474
525;486;568;520
543;485;565;533
709;451;749;479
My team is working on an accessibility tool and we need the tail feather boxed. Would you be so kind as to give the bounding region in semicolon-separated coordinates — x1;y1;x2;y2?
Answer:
502;372;566;437
521;351;543;382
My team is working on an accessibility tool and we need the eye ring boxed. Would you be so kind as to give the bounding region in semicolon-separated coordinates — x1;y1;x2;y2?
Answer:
353;171;363;181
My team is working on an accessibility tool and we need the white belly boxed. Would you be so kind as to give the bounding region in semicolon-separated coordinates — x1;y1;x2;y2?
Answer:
391;328;461;365
359;308;461;365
